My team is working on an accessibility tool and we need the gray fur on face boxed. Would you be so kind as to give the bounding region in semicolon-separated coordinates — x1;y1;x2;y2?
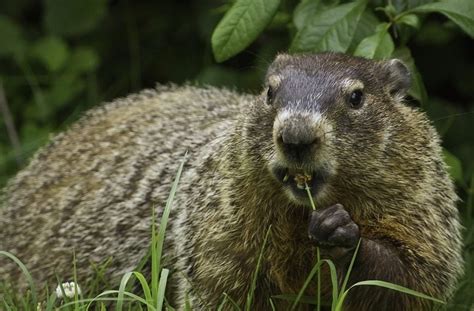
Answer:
0;53;463;310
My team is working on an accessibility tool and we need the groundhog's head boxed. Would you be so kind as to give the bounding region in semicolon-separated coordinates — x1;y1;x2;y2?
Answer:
247;53;416;206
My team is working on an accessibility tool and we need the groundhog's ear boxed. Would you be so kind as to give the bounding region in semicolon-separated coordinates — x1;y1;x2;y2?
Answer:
269;53;291;69
274;53;291;64
381;59;411;97
267;53;292;79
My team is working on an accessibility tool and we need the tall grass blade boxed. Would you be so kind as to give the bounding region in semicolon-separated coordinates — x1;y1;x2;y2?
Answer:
1;284;15;311
304;183;322;310
165;299;176;311
132;247;151;280
328;261;339;311
21;295;28;311
156;268;169;310
2;301;13;311
0;251;38;307
152;153;187;305
269;298;277;311
86;290;157;310
55;275;71;307
117;272;134;311
151;205;158;305
339;239;361;295
335;280;445;310
245;225;272;310
184;293;192;311
316;247;321;311
223;293;241;311
45;291;57;311
290;259;338;310
72;250;81;311
89;257;113;295
132;272;153;307
217;295;228;311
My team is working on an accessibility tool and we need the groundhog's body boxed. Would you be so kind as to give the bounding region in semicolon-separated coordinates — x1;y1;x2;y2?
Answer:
0;86;252;303
0;53;463;310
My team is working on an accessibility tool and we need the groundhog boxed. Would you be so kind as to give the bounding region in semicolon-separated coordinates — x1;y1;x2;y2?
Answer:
0;53;464;310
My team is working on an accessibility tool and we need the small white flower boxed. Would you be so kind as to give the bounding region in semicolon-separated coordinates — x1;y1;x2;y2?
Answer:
55;281;82;299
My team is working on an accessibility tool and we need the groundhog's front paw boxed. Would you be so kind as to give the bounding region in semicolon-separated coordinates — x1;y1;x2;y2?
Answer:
308;204;360;260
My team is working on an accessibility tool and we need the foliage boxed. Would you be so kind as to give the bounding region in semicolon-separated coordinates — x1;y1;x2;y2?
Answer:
211;0;473;102
0;0;473;309
212;0;281;62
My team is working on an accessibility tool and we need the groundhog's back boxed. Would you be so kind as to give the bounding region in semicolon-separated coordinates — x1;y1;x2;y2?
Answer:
0;85;246;289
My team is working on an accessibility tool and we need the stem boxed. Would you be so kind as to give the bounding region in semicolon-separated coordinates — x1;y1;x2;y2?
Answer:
0;82;22;165
306;182;320;310
316;247;321;311
305;182;317;210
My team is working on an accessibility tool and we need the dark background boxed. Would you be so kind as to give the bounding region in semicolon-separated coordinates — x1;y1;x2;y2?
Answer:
0;0;473;308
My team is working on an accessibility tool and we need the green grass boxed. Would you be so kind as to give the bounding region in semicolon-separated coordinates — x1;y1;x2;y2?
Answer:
1;163;473;310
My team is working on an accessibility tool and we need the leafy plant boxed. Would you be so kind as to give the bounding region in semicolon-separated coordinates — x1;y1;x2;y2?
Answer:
0;0;102;186
211;0;473;103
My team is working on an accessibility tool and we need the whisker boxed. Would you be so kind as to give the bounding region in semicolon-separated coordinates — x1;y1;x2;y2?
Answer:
432;111;474;122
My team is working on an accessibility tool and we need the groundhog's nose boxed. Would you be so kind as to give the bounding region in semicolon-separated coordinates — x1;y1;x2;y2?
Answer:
278;125;319;163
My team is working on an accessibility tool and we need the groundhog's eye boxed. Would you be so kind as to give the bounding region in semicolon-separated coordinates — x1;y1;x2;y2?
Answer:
348;89;364;108
266;86;274;105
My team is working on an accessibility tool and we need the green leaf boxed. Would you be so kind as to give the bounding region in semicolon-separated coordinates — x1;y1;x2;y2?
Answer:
294;0;321;31
44;0;107;36
391;0;437;13
0;15;25;57
46;74;85;109
354;23;394;59
348;10;381;53
378;3;397;19
396;14;420;29
66;47;100;74
410;0;474;38
290;0;368;53
392;47;427;104
293;0;340;31
211;0;281;62
443;149;463;183
405;0;434;10
31;36;69;72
